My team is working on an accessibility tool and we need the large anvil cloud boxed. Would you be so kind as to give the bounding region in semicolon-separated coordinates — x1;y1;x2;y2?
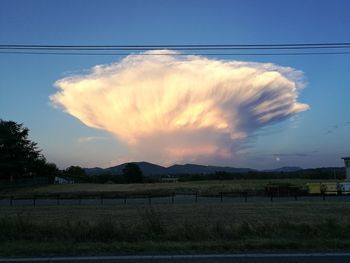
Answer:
51;51;309;165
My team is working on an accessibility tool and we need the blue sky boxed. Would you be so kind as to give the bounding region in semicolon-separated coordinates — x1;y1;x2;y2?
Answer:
1;0;349;169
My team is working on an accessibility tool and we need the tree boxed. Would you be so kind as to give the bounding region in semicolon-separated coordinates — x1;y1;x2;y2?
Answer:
32;158;59;183
64;166;87;181
0;119;42;179
122;163;143;183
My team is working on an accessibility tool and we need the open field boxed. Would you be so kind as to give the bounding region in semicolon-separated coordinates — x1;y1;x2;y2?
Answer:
0;179;339;197
0;179;347;255
1;201;350;255
2;202;350;224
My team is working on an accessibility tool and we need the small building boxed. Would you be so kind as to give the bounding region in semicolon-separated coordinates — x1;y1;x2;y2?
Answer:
54;176;76;184
342;157;350;181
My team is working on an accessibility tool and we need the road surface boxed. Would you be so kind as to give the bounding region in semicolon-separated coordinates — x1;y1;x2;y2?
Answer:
2;253;350;263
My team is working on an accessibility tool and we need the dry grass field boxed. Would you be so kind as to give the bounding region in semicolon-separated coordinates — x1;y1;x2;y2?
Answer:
1;178;338;197
1;201;350;255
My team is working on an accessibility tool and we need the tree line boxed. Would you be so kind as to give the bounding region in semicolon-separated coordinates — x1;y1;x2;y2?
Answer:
0;119;58;182
0;119;144;183
0;119;345;185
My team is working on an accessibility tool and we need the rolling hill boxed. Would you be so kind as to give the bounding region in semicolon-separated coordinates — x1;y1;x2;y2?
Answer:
84;162;254;176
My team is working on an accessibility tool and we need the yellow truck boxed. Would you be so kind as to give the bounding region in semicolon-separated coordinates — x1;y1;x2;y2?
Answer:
306;183;322;195
306;182;340;195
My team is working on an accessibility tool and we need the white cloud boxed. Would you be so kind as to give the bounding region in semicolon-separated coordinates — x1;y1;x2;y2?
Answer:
51;51;309;165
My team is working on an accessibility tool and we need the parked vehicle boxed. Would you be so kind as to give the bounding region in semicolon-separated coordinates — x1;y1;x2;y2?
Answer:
338;182;350;195
320;182;338;195
306;183;322;195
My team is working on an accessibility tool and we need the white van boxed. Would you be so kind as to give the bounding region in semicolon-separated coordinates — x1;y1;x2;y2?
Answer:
338;182;350;195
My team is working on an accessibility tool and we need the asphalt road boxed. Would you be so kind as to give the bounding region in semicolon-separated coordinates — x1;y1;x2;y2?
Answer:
2;253;350;263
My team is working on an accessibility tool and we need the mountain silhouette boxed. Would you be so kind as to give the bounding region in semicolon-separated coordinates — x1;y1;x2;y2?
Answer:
84;162;257;176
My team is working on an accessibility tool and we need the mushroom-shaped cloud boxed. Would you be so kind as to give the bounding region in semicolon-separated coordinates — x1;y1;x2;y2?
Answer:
51;51;309;165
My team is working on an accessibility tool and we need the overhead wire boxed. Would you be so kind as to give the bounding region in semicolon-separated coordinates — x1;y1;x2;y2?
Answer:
1;42;350;48
1;51;350;56
1;42;350;56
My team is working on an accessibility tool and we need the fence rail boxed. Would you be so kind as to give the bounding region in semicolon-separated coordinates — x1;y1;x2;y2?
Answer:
0;190;348;207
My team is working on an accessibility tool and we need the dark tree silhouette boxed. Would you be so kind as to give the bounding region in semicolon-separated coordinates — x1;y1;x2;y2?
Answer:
32;158;59;183
122;163;143;183
64;165;86;180
0;120;41;179
0;119;58;180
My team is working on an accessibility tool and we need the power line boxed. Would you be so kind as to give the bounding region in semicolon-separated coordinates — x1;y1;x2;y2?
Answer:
1;42;350;48
1;43;350;51
1;51;350;56
1;42;350;56
2;46;350;51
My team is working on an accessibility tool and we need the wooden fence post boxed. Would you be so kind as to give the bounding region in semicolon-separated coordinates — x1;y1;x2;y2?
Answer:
171;192;175;204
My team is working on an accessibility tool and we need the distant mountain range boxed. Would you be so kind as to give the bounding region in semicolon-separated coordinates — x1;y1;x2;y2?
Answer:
84;162;303;176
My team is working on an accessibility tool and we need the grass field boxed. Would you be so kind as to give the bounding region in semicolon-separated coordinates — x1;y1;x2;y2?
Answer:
1;201;350;255
0;179;338;197
0;179;345;256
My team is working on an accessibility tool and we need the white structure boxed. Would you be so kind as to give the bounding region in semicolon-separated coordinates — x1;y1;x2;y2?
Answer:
54;176;75;184
342;157;350;181
161;177;179;183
